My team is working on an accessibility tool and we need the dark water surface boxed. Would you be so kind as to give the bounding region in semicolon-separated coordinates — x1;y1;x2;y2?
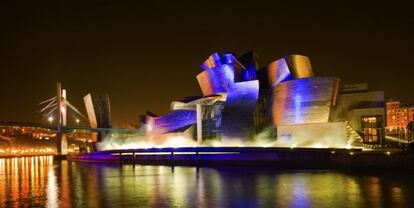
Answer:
0;156;413;208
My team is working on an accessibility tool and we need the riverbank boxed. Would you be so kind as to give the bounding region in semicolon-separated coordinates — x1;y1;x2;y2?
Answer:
0;153;55;158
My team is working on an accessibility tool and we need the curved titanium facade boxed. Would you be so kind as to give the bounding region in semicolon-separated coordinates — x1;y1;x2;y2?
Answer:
239;51;259;81
197;53;258;96
285;55;314;79
221;80;260;141
196;71;214;96
141;50;355;147
195;52;261;141
196;64;235;96
201;53;222;70
272;77;340;126
264;54;313;88
267;57;293;87
145;110;196;135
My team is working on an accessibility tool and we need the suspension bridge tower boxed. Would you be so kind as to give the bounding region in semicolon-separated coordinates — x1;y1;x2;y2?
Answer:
39;82;88;156
56;82;68;155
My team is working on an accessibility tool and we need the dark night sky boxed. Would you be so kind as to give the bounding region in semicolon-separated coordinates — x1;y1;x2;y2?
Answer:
1;2;413;127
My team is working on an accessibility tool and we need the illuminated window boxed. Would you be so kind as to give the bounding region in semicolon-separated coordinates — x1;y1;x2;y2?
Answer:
361;115;382;144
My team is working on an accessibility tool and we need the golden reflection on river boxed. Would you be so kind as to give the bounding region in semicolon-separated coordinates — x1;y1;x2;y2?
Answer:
0;157;412;207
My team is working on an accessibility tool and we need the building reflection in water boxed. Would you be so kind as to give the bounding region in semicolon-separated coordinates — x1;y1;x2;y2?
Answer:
46;164;58;207
0;157;412;207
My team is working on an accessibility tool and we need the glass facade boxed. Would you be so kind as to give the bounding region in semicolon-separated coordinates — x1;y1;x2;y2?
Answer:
361;116;382;144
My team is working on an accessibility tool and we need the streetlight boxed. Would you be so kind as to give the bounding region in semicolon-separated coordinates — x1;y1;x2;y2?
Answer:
48;116;53;127
76;118;80;126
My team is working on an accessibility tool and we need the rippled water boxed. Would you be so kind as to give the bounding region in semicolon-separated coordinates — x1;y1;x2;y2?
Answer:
0;156;413;208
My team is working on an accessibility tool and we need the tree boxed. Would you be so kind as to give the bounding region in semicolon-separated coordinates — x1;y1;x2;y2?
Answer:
406;121;414;142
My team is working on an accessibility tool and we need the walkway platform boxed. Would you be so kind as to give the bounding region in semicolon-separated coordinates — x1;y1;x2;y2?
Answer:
67;147;414;170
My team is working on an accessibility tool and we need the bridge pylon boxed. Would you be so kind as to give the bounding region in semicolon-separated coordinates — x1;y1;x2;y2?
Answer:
39;82;90;156
56;82;68;155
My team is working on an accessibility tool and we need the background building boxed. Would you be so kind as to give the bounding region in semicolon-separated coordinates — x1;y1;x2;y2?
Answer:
386;100;414;132
332;83;385;145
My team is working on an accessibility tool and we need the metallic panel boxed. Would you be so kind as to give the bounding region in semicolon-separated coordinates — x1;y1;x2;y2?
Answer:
285;55;314;79
197;52;255;96
88;94;111;128
265;55;313;87
222;53;237;65
221;80;259;141
145;110;196;135
84;94;97;128
197;52;261;141
83;93;111;143
239;51;260;81
196;71;215;96
267;57;293;87
201;53;222;70
221;53;246;82
196;64;235;96
272;77;339;126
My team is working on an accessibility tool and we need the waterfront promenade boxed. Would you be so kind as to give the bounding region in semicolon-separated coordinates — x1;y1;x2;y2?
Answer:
68;147;414;170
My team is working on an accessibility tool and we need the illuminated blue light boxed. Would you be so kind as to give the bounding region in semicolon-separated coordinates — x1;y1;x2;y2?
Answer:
243;69;257;81
146;110;196;134
273;77;338;126
294;94;302;123
272;57;293;86
222;53;237;64
221;80;259;141
201;53;222;70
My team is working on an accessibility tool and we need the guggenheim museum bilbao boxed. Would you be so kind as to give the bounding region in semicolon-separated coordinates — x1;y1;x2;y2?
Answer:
140;51;385;148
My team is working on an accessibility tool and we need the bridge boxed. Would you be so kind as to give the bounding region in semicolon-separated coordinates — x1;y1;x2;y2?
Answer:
0;83;141;156
35;82;141;155
0;121;142;134
0;121;142;157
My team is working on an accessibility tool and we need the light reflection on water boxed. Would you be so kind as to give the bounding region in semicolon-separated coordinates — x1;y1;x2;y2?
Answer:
0;156;413;207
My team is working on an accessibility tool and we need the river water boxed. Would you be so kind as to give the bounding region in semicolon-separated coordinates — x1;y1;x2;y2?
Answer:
0;156;413;208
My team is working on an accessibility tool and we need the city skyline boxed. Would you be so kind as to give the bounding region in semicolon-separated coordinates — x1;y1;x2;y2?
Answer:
1;3;414;125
